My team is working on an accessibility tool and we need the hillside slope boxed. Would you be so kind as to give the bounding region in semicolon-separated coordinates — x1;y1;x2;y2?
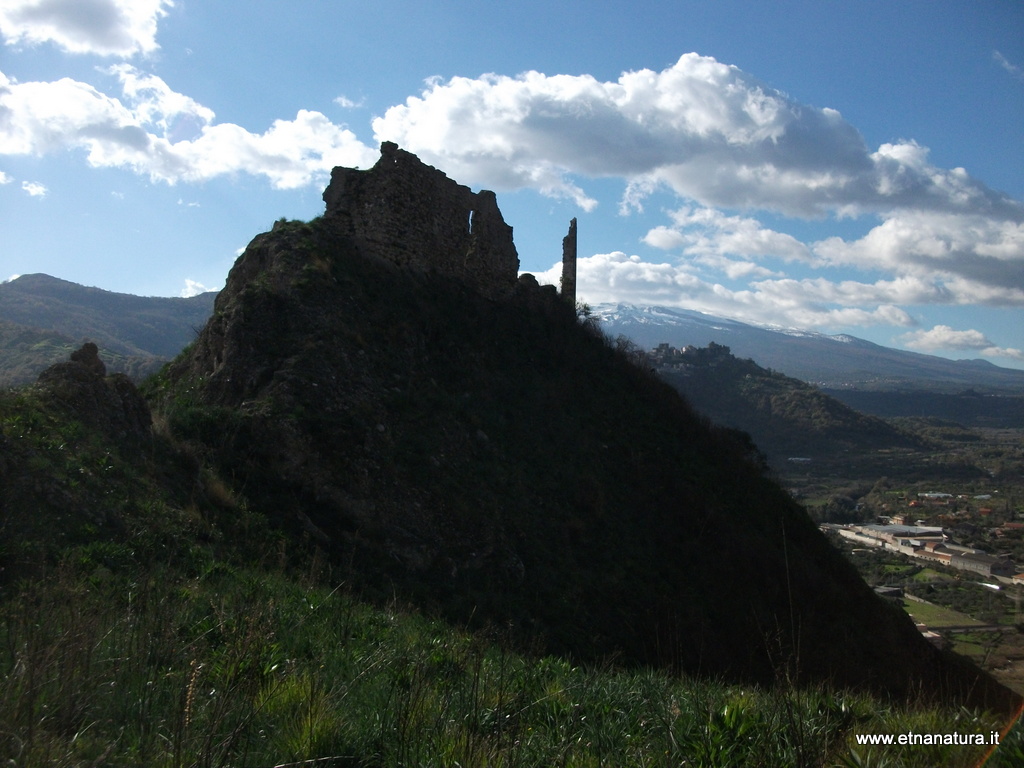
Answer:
0;273;216;384
147;145;1014;709
0;318;175;386
653;343;923;463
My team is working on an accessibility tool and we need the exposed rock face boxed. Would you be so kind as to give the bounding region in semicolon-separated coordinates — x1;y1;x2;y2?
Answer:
70;341;107;376
37;343;151;444
322;141;519;300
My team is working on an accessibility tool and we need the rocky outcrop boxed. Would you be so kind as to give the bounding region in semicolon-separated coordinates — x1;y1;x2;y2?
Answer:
37;343;151;444
322;141;519;300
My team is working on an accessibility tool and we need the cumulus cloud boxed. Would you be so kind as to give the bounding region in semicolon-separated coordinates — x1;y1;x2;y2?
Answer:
375;53;1024;331
334;94;364;109
901;325;1024;361
643;204;1024;315
180;278;209;298
0;169;10;183
533;251;915;330
373;53;1022;221
0;0;172;57
21;179;46;196
108;64;214;135
644;205;811;264
813;211;1024;305
0;68;379;188
902;325;991;351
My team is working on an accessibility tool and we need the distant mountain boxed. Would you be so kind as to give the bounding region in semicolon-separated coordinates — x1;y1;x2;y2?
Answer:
6;279;1021;397
651;342;924;465
0;274;217;385
0;318;187;386
595;303;1024;393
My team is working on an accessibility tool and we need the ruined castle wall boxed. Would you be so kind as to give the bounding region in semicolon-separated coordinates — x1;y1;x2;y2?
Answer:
322;142;519;299
561;217;577;305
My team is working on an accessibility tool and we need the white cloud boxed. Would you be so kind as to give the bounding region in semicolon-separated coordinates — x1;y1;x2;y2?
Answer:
0;0;172;57
180;278;209;297
902;325;990;351
901;325;1024;361
0;68;379;188
984;346;1024;361
644;205;812;264
533;251;914;330
373;53;1024;329
334;94;364;109
640;202;1024;313
0;169;10;183
21;179;46;196
812;211;1024;305
6;274;21;282
372;53;1022;222
994;51;1024;82
107;64;214;135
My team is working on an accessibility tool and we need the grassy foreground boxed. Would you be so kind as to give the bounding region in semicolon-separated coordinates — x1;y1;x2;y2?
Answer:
2;340;1023;766
2;556;1022;768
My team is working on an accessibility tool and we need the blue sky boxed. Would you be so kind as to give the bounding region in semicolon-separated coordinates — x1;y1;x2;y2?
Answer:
1;1;1023;368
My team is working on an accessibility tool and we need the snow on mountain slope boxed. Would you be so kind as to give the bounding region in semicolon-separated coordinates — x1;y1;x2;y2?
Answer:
593;303;1024;392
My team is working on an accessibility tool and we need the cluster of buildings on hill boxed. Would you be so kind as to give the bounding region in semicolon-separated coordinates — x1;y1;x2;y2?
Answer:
647;341;733;369
826;522;1023;582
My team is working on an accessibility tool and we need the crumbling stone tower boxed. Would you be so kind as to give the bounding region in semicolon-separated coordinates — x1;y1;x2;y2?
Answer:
561;217;577;305
322;142;520;300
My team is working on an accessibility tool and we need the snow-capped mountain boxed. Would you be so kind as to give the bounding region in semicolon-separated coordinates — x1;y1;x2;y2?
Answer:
593;303;1024;393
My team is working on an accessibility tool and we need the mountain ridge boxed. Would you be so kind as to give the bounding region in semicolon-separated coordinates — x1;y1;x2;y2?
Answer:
4;277;1023;396
0;272;217;358
0;273;217;385
650;342;926;465
595;302;1024;392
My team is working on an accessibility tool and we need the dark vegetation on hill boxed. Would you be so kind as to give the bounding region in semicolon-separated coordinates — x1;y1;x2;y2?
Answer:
652;343;924;464
0;273;216;386
132;208;1013;711
0;319;171;386
7;343;1023;767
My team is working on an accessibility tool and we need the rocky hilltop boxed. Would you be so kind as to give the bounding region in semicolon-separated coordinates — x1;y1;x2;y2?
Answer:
150;144;1015;708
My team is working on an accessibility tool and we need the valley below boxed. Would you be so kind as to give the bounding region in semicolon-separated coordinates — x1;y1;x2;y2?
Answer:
782;424;1024;696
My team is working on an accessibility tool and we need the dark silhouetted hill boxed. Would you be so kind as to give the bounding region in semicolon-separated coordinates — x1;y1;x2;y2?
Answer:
139;145;1015;710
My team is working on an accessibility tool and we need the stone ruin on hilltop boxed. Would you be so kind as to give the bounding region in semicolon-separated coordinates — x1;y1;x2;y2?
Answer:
322;142;521;300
